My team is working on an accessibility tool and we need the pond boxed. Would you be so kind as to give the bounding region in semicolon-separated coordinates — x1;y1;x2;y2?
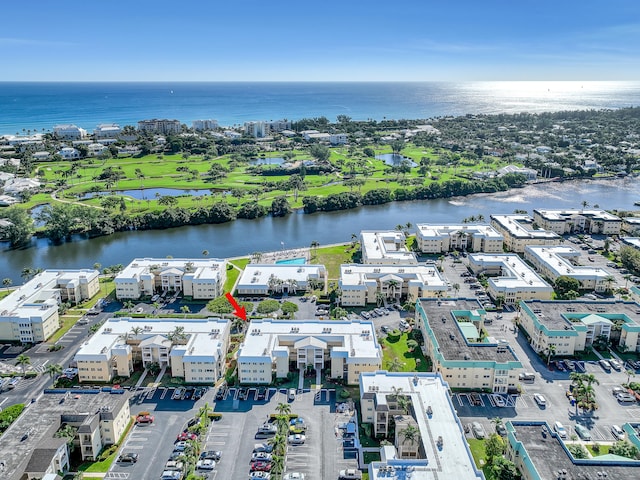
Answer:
375;153;417;167
249;157;286;165
79;188;214;200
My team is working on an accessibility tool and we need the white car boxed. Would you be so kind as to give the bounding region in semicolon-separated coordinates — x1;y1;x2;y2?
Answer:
288;434;306;444
196;459;216;470
533;394;547;407
338;469;363;480
554;421;567;439
611;425;625;440
249;473;272;480
283;474;305;480
251;452;272;462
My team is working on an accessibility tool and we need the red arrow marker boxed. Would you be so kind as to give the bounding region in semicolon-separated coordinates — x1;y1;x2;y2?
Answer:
225;292;247;321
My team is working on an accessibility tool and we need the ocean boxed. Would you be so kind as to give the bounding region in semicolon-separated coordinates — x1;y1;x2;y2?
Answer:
2;81;640;135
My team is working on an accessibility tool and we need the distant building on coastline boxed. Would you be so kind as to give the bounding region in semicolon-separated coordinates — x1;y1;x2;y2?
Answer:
53;124;87;140
192;119;219;131
244;121;269;138
94;123;122;139
137;119;181;135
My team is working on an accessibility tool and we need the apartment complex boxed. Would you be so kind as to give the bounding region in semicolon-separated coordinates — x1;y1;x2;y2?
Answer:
0;391;130;479
237;319;382;385
490;214;560;252
93;123;121;139
519;300;640;356
622;217;640;234
468;254;553;304
416;298;523;392
137;118;181;135
415;223;504;253
0;269;99;343
360;230;418;265
74;317;230;383
192;119;219;131
53;124;87;139
339;263;447;306
360;372;484;479
621;237;640;251
236;264;327;295
533;208;622;235
524;245;614;292
114;258;226;300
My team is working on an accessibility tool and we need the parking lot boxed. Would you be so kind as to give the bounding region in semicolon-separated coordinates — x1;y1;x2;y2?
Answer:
109;386;358;480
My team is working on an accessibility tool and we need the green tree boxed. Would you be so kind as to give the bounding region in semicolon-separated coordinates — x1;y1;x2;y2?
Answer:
0;207;35;247
390;139;405;155
567;444;589;459
270;196;291;217
276;402;291;415
610;440;639;459
386;356;405;372
484;433;506;464
45;363;63;383
399;423;420;445
15;354;31;375
180;305;191;317
281;301;299;317
491;456;518;480
309;144;330;162
257;299;281;314
55;424;78;452
2;278;12;289
554;275;581;298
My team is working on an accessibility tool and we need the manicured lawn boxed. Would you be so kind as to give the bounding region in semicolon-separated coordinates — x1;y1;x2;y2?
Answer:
0;289;12;300
468;438;487;467
380;331;430;372
78;419;135;472
586;444;611;457
313;243;357;280
225;266;242;293
48;315;81;343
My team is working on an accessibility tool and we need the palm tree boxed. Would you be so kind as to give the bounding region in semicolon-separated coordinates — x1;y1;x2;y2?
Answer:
386;357;405;372
130;326;143;337
545;344;556;366
2;278;12;289
16;354;31;375
603;275;616;294
386;279;400;299
399;423;421;446
180;305;191;317
55;424;78;452
396;394;410;414
167;326;187;344
276;402;291;415
270;454;285;475
45;363;63;384
123;300;135;311
375;292;385;307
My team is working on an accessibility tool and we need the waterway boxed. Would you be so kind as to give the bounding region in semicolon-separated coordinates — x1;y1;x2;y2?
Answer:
1;178;638;284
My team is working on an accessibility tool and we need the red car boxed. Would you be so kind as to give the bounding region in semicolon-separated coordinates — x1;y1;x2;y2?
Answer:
250;461;272;472
136;414;154;424
176;432;197;442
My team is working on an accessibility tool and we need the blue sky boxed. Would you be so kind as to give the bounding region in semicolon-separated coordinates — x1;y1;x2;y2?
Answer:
2;0;639;81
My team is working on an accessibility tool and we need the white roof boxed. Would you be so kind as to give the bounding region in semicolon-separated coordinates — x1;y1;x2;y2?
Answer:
238;319;381;363
237;264;326;289
416;223;503;240
360;231;417;264
469;253;552;291
534;209;621;222
74;317;230;362
116;258;226;282
621;237;640;250
525;245;613;281
340;264;447;290
491;214;559;240
361;372;483;480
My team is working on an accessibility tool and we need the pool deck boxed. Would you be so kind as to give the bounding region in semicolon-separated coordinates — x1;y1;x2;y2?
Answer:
256;247;310;264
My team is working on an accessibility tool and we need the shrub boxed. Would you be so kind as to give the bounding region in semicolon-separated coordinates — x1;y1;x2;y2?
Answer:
257;300;280;314
386;330;402;342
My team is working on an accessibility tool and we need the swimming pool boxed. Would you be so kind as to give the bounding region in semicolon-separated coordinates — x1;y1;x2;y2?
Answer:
275;257;307;265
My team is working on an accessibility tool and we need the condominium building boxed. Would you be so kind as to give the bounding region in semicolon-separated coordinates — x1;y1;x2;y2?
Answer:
137;119;181;135
360;231;418;265
533;209;622;235
57;146;81;159
490;214;560;252
236;264;327;296
505;422;640;480
329;133;348;145
244;121;269;138
237;319;382;385
0;391;131;479
468;254;553;304
339;264;447;306
415;223;503;253
0;269;99;343
622;217;640;235
416;298;523;392
114;258;226;300
192;119;219;131
74;317;230;383
621;237;640;251
267;119;291;132
360;372;484;480
53;124;87;140
524;245;614;292
93;123;121;139
519;300;640;356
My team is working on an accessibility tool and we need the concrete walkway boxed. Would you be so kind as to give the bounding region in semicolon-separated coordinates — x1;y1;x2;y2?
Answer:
134;368;148;388
298;368;304;390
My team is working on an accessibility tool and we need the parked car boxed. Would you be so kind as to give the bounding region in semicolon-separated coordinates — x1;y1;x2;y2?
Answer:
554;421;568;439
172;387;185;400
249;473;271;480
574;424;592;441
288;434;306;444
616;392;636;403
612;425;625;440
176;432;197;442
288;388;296;401
381;325;391;334
251;452;273;462
338;469;362;480
495;423;507;436
610;359;623;371
598;359;612;372
257;387;267;400
250;461;272;472
135;413;154;424
164;460;184;472
117;453;139;463
215;386;227;400
283;473;305;480
160;470;183;480
534;394;547;407
200;450;221;461
196;459;216;470
253;443;274;454
472;422;486;439
612;386;626;396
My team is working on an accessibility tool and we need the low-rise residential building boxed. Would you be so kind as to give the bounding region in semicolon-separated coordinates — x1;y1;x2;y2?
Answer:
339;264;447;306
74;317;230;383
360;372;484;479
57;146;80;159
0;269;99;343
93;123;121;139
2;177;41;195
33;151;51;161
621;237;640;251
114;258;226;300
524;245;614;292
137;118;181;135
490;214;560;252
497;164;537;180
236;264;327;296
237;319;382;385
416;298;523;392
519;299;640;356
361;230;418;265
505;422;640;480
468;254;553;304
87;143;107;156
533;208;622;235
53;124;87;140
329;133;348;145
622;217;640;235
415;223;504;253
0;391;131;479
192;119;219;131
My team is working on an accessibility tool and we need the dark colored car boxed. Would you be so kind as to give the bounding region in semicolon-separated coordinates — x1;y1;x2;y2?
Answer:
257;387;267;400
215;387;227;400
117;453;139;463
200;450;222;461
